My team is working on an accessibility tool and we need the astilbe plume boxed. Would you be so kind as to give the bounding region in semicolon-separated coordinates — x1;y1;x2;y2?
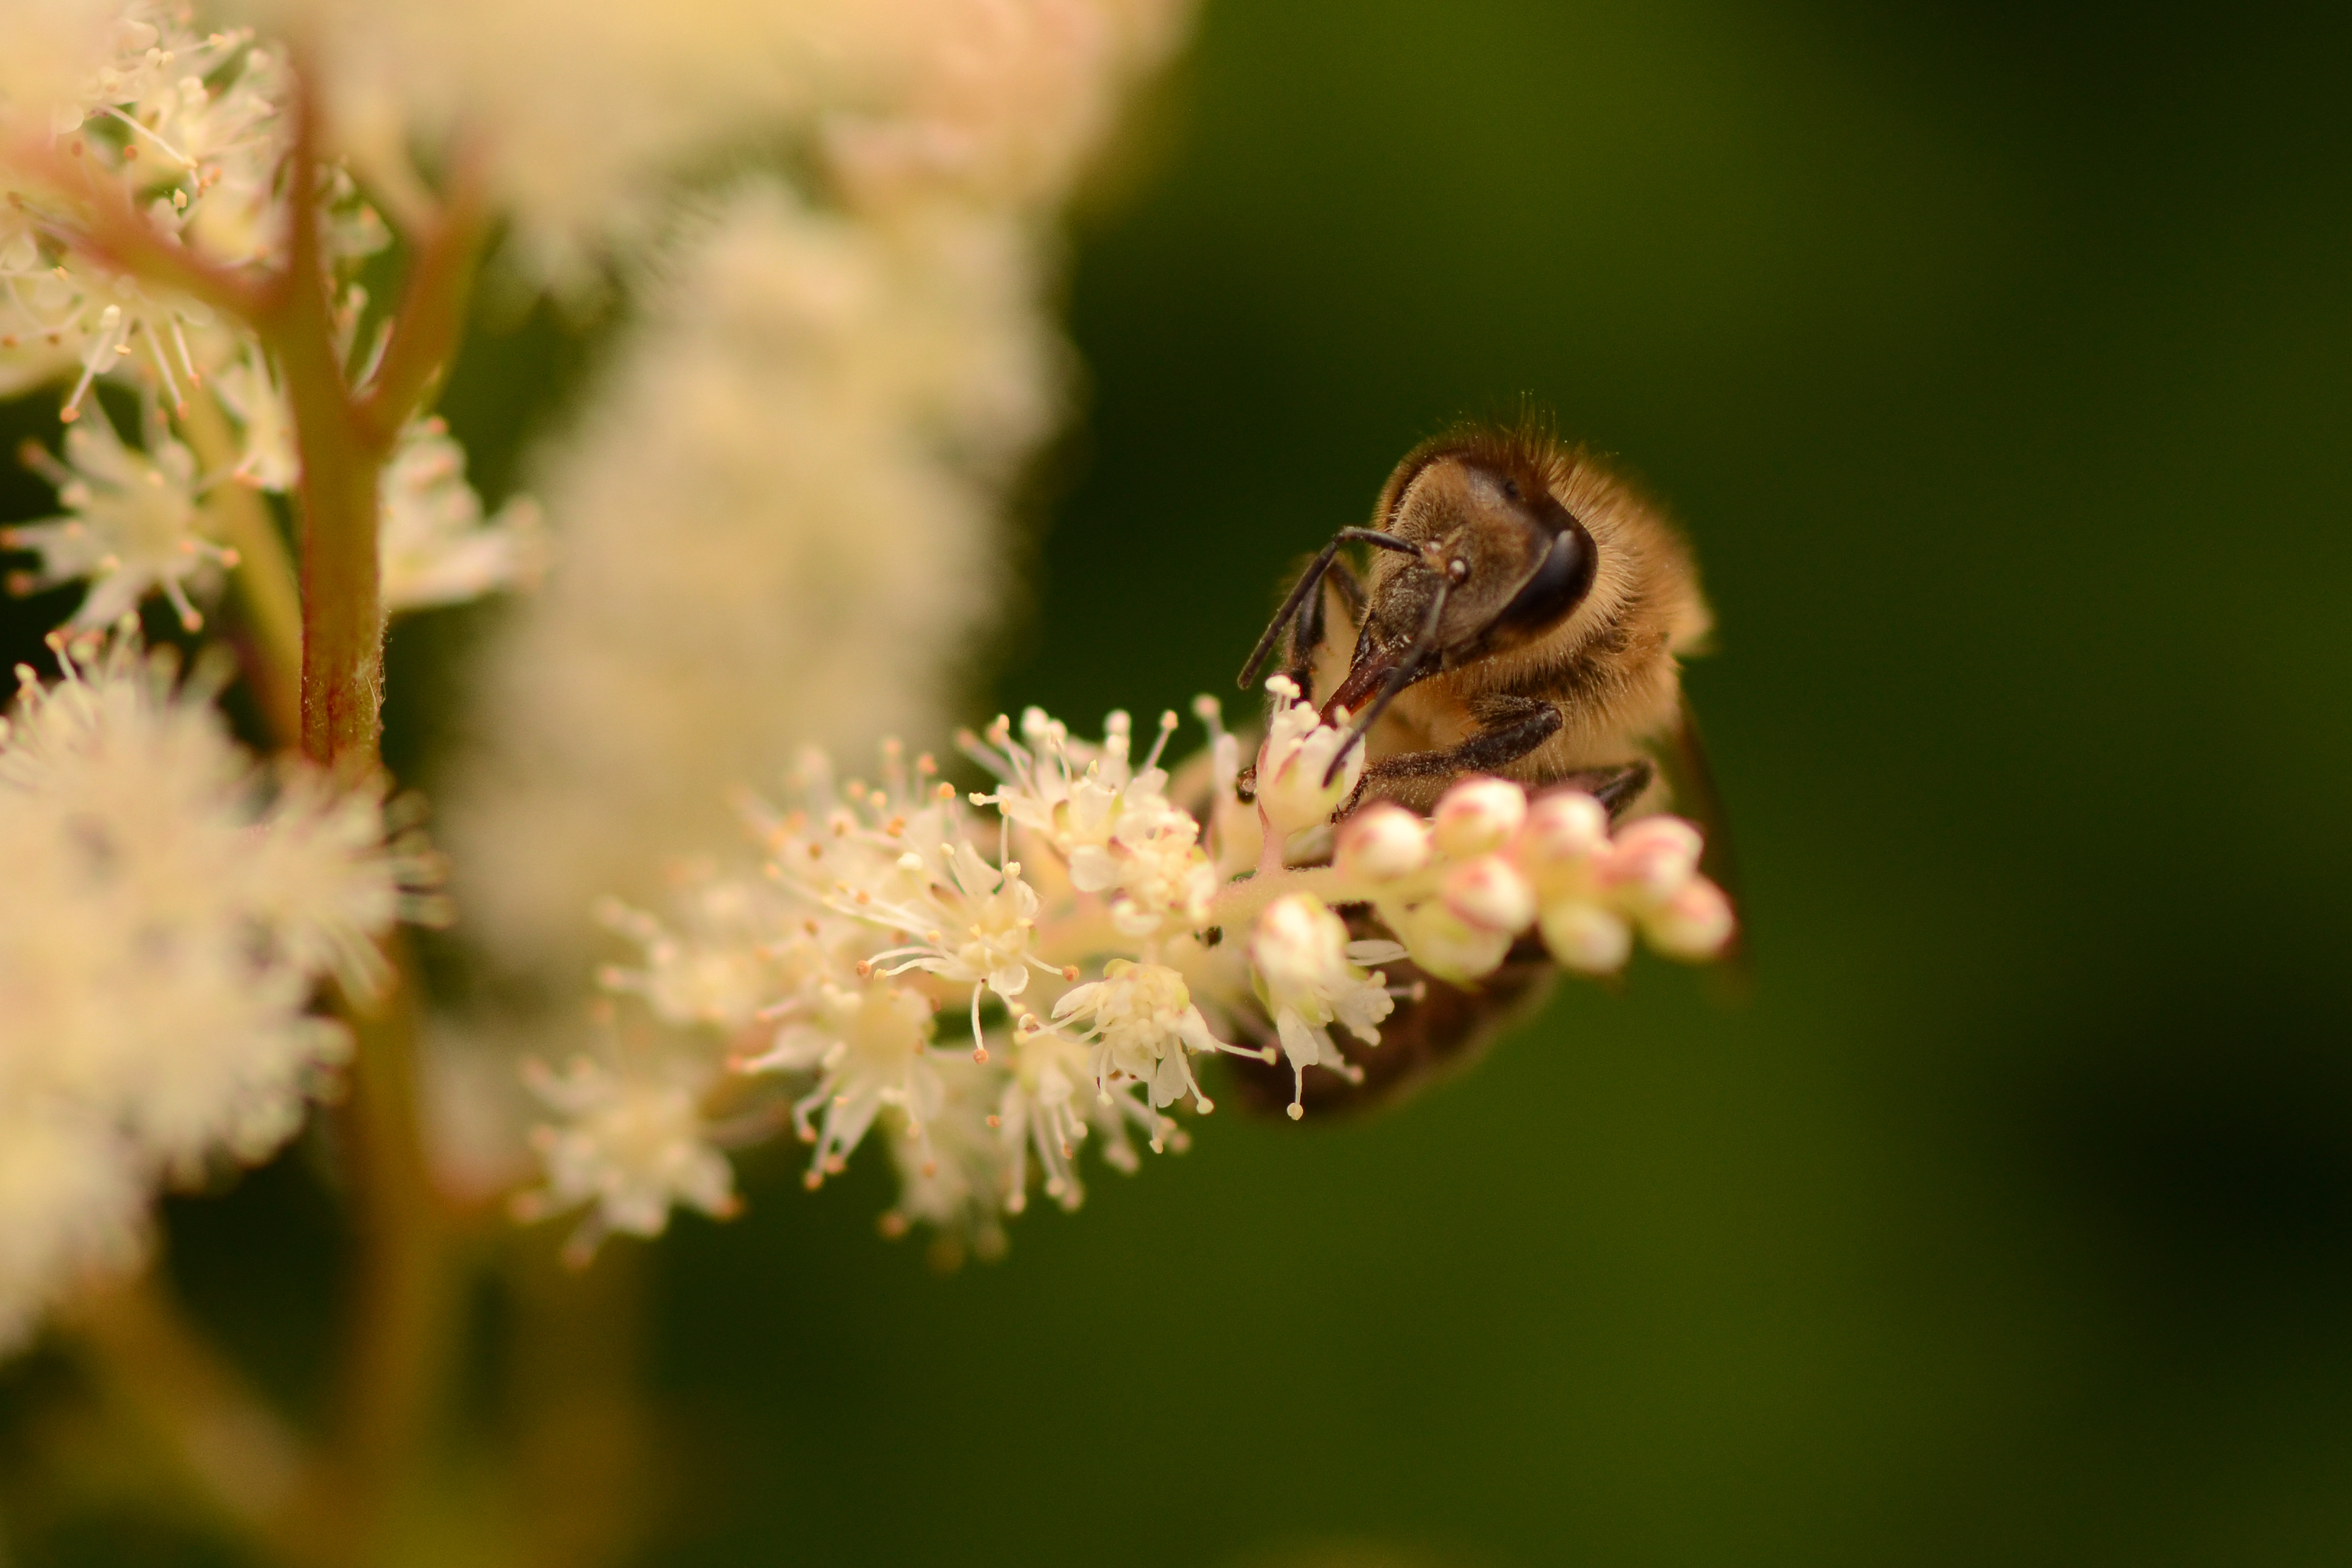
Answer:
521;683;1735;1266
0;627;436;1346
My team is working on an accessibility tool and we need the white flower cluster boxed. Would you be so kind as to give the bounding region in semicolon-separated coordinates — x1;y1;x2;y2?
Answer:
268;0;1192;285
521;697;1736;1262
0;1;543;634
446;0;1196;993
0;628;433;1348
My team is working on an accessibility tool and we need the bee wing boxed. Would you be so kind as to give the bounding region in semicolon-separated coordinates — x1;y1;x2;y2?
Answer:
1656;693;1751;987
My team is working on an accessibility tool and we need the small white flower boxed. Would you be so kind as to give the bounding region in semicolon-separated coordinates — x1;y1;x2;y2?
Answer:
208;352;299;492
595;867;802;1036
1050;958;1252;1116
740;979;940;1190
995;1026;1093;1213
878;1055;1008;1265
964;706;1214;936
517;1053;739;1266
1248;892;1396;1119
379;417;548;614
1253;675;1362;841
243;769;444;1001
995;1023;1176;1213
4;404;231;631
788;820;1053;1062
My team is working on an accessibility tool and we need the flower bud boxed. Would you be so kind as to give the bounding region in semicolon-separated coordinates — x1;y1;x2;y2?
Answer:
1642;878;1736;960
1334;804;1430;883
1440;854;1536;934
1518;791;1609;867
1394;901;1513;983
1538;900;1633;974
1431;777;1526;857
1601;815;1703;901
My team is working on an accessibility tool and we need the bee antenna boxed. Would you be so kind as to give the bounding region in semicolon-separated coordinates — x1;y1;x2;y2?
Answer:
1237;528;1417;690
1322;575;1448;787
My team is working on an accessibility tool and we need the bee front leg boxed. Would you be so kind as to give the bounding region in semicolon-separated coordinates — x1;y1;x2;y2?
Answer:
1341;694;1563;815
1542;760;1654;820
1282;559;1363;697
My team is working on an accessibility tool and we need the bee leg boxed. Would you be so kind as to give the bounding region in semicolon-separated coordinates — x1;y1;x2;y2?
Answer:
1342;696;1562;814
1541;759;1654;821
1282;560;1362;696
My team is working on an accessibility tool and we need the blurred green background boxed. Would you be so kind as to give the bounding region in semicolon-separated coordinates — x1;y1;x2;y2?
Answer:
9;0;2352;1562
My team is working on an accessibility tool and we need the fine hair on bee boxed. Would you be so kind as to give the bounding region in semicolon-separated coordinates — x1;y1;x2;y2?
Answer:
1227;411;1735;1115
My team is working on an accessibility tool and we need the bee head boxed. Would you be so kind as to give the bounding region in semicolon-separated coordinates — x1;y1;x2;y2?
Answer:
1362;428;1599;669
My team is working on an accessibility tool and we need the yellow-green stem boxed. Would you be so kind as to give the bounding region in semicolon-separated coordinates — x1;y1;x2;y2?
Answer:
181;389;303;742
1207;862;1345;935
261;127;384;778
63;1274;322;1567
310;952;459;1568
52;56;489;1566
238;69;483;1564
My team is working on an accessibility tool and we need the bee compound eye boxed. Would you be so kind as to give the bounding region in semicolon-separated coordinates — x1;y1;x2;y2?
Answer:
1487;522;1596;644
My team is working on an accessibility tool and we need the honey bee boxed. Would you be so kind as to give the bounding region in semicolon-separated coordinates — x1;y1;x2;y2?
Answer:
1227;417;1733;1113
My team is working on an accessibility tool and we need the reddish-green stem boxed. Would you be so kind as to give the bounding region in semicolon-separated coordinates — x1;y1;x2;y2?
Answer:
50;60;490;1564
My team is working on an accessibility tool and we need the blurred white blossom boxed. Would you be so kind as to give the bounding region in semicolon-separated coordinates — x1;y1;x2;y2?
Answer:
4;401;229;630
446;181;1061;983
514;1049;738;1268
0;628;429;1347
3;404;542;628
378;417;547;614
0;7;291;415
260;0;1188;284
435;0;1190;1018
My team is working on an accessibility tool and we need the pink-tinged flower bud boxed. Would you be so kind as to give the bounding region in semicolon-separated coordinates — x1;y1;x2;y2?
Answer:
1431;776;1526;857
1601;815;1703;901
1394;901;1513;983
1441;854;1536;933
1518;791;1609;866
1643;878;1736;960
1335;804;1430;882
1538;900;1633;974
